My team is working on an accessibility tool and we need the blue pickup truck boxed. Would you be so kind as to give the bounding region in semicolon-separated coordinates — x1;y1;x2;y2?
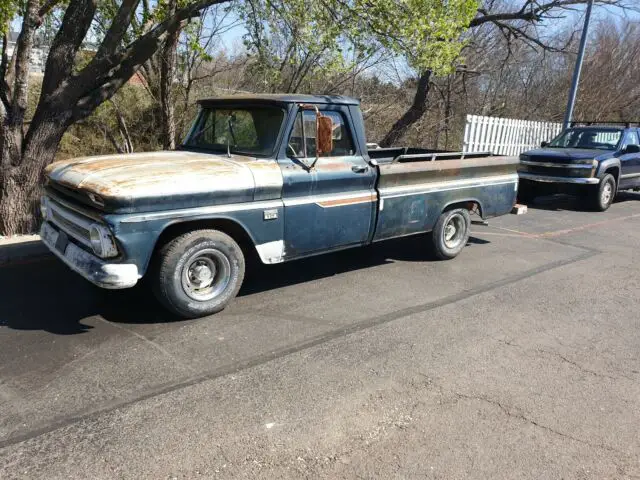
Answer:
40;94;518;318
518;123;640;210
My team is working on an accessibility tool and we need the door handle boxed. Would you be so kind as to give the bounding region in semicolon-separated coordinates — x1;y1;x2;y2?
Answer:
352;165;369;174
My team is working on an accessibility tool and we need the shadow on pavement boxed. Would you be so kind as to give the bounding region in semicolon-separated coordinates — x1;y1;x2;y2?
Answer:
523;194;592;212
0;233;491;334
524;191;640;212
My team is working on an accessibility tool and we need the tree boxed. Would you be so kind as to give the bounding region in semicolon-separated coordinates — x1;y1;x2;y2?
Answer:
379;0;638;147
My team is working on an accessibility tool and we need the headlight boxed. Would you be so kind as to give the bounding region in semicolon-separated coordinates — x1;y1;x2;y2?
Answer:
89;224;118;258
519;154;530;162
40;196;50;221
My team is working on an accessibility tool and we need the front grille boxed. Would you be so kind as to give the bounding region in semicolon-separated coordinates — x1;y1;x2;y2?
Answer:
47;197;95;250
520;164;592;178
52;210;91;241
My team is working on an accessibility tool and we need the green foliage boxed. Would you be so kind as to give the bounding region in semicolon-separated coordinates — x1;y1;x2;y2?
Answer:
240;0;478;90
348;0;479;74
239;0;351;91
183;20;213;63
0;0;18;34
59;83;160;159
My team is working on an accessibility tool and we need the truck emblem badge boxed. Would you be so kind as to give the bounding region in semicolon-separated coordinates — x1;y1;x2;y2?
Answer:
263;209;278;221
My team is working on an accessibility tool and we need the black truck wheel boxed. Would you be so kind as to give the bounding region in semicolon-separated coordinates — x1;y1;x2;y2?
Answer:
430;208;471;260
591;174;616;212
153;229;245;318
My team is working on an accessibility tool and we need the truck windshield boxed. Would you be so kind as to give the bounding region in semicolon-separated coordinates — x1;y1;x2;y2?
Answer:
548;128;622;151
184;106;285;156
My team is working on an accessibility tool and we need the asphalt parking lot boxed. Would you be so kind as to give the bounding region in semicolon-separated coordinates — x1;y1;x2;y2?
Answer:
1;192;640;479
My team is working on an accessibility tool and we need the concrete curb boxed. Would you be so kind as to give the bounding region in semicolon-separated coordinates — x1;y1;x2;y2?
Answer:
0;235;51;266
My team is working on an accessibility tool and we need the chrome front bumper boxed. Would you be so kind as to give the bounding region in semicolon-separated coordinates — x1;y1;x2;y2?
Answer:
518;172;600;185
41;222;139;289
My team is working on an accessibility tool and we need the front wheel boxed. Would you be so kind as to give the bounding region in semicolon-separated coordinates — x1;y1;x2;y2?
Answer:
153;229;245;318
591;174;616;211
429;208;471;260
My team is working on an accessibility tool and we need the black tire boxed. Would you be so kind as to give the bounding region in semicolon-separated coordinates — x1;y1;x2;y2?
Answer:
152;229;245;318
591;173;616;212
429;208;471;260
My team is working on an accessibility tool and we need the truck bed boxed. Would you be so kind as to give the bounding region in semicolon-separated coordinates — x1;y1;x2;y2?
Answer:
372;153;520;241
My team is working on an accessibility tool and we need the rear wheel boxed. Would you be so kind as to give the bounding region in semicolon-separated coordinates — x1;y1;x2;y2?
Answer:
429;208;471;260
591;174;616;211
153;229;245;318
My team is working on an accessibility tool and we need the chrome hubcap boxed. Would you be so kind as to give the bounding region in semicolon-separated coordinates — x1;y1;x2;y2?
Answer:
602;182;613;205
182;249;231;301
443;214;465;249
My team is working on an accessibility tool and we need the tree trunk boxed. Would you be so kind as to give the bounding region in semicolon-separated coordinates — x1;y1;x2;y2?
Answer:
0;111;69;235
379;70;432;148
160;1;180;150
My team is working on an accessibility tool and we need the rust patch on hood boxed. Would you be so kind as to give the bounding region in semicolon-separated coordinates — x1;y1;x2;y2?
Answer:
46;151;284;204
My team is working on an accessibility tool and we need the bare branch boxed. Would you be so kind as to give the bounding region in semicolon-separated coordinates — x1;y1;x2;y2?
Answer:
95;0;142;59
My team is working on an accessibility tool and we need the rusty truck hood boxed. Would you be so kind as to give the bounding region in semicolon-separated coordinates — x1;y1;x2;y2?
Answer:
45;150;284;213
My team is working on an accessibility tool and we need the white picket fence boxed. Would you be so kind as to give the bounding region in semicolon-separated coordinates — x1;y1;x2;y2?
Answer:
463;115;563;156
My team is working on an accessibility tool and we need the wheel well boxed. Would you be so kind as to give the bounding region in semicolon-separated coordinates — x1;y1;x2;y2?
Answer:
605;166;620;183
443;200;482;218
153;218;258;263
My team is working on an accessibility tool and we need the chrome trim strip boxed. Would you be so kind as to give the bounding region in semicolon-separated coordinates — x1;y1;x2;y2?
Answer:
316;194;376;208
121;199;284;223
284;190;375;207
379;174;518;199
520;160;595;169
620;173;640;179
518;172;599;184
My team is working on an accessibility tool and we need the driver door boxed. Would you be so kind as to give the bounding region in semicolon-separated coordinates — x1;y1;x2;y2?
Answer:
619;129;640;189
279;107;376;258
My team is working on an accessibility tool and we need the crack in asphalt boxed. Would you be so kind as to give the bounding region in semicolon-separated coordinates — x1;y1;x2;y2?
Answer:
490;336;637;383
535;349;622;381
450;391;633;459
412;372;634;464
0;243;598;451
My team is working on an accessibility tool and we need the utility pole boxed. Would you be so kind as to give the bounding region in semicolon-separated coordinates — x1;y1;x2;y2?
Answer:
563;0;594;129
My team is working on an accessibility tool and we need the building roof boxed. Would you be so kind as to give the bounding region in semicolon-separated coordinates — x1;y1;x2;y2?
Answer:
198;94;360;106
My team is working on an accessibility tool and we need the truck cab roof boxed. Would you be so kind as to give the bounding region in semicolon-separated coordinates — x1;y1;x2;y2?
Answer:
198;94;360;107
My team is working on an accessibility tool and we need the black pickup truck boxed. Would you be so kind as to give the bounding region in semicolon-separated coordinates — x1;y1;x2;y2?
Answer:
518;123;640;211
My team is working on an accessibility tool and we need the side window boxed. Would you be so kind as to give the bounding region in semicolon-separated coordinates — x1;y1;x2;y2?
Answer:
623;130;640;149
287;110;355;158
322;111;355;157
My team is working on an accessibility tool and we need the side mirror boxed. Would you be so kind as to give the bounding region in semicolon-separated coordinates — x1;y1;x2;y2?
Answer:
541;141;549;148
623;144;640;154
316;113;333;155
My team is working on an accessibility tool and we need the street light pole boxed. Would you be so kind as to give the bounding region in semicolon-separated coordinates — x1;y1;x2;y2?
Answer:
563;0;595;130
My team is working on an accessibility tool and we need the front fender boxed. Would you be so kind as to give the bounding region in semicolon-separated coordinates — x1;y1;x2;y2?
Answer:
596;158;621;182
104;202;285;276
